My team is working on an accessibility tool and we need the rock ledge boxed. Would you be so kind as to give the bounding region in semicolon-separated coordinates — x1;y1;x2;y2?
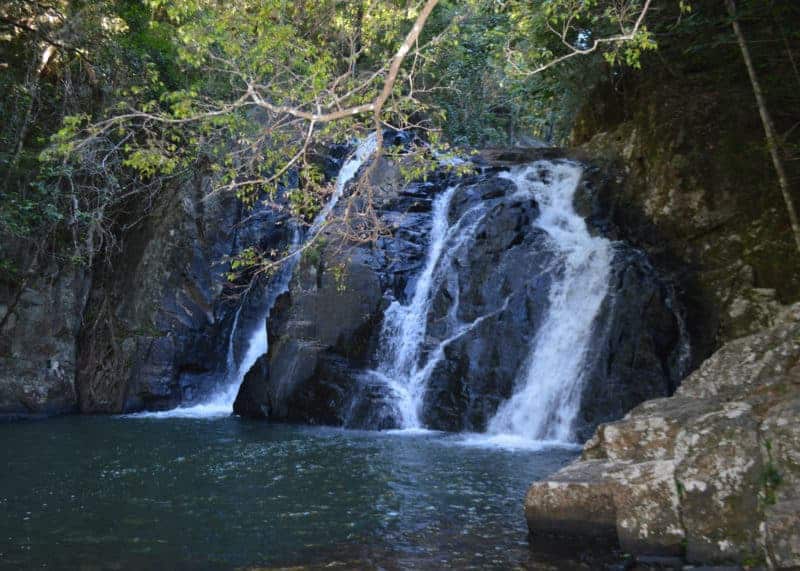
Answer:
526;304;800;568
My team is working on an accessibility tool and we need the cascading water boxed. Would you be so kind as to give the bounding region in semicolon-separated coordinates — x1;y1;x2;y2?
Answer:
195;225;302;415
314;133;377;232
369;185;460;428
487;162;613;443
367;159;612;441
366;183;509;429
137;134;377;418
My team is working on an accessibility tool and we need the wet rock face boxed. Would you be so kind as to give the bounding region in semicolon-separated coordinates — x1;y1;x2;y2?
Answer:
238;154;686;436
420;176;555;431
422;172;684;435
235;247;384;424
575;245;686;440
526;304;800;568
0;266;87;418
235;160;427;425
75;174;294;413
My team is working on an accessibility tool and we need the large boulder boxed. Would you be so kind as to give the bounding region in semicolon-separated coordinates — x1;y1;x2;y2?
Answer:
235;158;420;423
525;303;800;568
235;247;384;423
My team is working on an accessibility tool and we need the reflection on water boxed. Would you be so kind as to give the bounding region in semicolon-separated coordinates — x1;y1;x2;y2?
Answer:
0;417;616;569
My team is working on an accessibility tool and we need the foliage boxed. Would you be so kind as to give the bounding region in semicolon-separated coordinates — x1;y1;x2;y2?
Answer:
0;0;187;279
226;247;262;282
0;0;680;281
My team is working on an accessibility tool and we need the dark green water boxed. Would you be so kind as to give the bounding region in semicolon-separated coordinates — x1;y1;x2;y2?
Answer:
0;417;601;570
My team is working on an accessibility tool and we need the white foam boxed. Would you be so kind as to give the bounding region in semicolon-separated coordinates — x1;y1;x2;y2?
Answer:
455;432;582;452
487;161;612;443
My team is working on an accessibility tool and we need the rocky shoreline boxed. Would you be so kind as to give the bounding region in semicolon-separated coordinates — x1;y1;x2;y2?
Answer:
525;303;800;568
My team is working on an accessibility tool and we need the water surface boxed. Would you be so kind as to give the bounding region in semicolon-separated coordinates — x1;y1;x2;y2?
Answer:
0;417;605;569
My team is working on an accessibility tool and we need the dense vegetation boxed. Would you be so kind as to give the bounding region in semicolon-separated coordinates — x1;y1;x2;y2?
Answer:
1;0;798;292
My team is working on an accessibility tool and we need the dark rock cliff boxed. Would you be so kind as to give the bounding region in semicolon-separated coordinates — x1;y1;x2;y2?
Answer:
0;264;87;417
0;167;295;417
235;153;687;438
570;0;800;361
74;174;294;413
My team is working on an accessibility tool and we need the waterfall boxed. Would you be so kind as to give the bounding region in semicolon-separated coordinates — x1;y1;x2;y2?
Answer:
487;162;613;443
367;181;506;429
200;225;302;415
367;159;612;437
135;135;377;418
313;133;377;232
370;185;460;428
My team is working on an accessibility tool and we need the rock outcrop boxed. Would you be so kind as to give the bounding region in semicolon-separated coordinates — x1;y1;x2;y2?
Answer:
571;1;800;360
74;174;294;413
0;266;88;418
0;169;296;417
236;152;688;436
525;303;800;568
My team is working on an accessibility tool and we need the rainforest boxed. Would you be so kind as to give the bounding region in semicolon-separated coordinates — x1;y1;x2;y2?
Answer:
1;0;799;569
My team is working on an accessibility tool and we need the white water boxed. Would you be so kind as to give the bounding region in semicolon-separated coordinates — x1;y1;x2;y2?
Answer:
135;135;378;419
369;185;459;428
487;162;613;442
313;133;377;233
370;181;505;429
370;159;612;443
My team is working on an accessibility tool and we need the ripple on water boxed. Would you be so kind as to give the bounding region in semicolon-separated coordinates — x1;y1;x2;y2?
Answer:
0;416;618;569
453;432;583;452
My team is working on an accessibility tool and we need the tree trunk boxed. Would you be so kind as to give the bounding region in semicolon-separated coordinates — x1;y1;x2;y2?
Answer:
725;0;800;253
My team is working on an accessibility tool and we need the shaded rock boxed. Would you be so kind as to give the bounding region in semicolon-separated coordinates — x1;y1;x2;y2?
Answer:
0;266;87;417
235;246;384;422
572;8;800;359
576;245;687;440
232;355;270;418
75;173;295;413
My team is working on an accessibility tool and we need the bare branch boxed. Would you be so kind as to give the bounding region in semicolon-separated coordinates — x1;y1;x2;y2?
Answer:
507;0;653;76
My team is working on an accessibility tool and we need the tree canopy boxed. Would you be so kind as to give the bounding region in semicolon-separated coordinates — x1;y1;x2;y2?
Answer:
7;0;771;282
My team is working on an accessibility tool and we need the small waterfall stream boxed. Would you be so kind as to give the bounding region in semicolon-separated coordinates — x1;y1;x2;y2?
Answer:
368;185;494;428
367;177;513;429
370;159;613;443
139;135;377;418
486;163;612;442
372;186;460;427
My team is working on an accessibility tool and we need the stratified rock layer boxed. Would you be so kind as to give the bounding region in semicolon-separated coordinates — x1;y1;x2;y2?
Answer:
525;303;800;568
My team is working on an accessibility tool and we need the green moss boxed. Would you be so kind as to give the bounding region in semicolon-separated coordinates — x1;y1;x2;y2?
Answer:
302;238;326;269
675;478;686;498
760;440;783;507
741;550;767;568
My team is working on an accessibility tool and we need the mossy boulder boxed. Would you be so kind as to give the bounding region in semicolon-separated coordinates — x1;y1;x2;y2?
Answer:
525;304;800;568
